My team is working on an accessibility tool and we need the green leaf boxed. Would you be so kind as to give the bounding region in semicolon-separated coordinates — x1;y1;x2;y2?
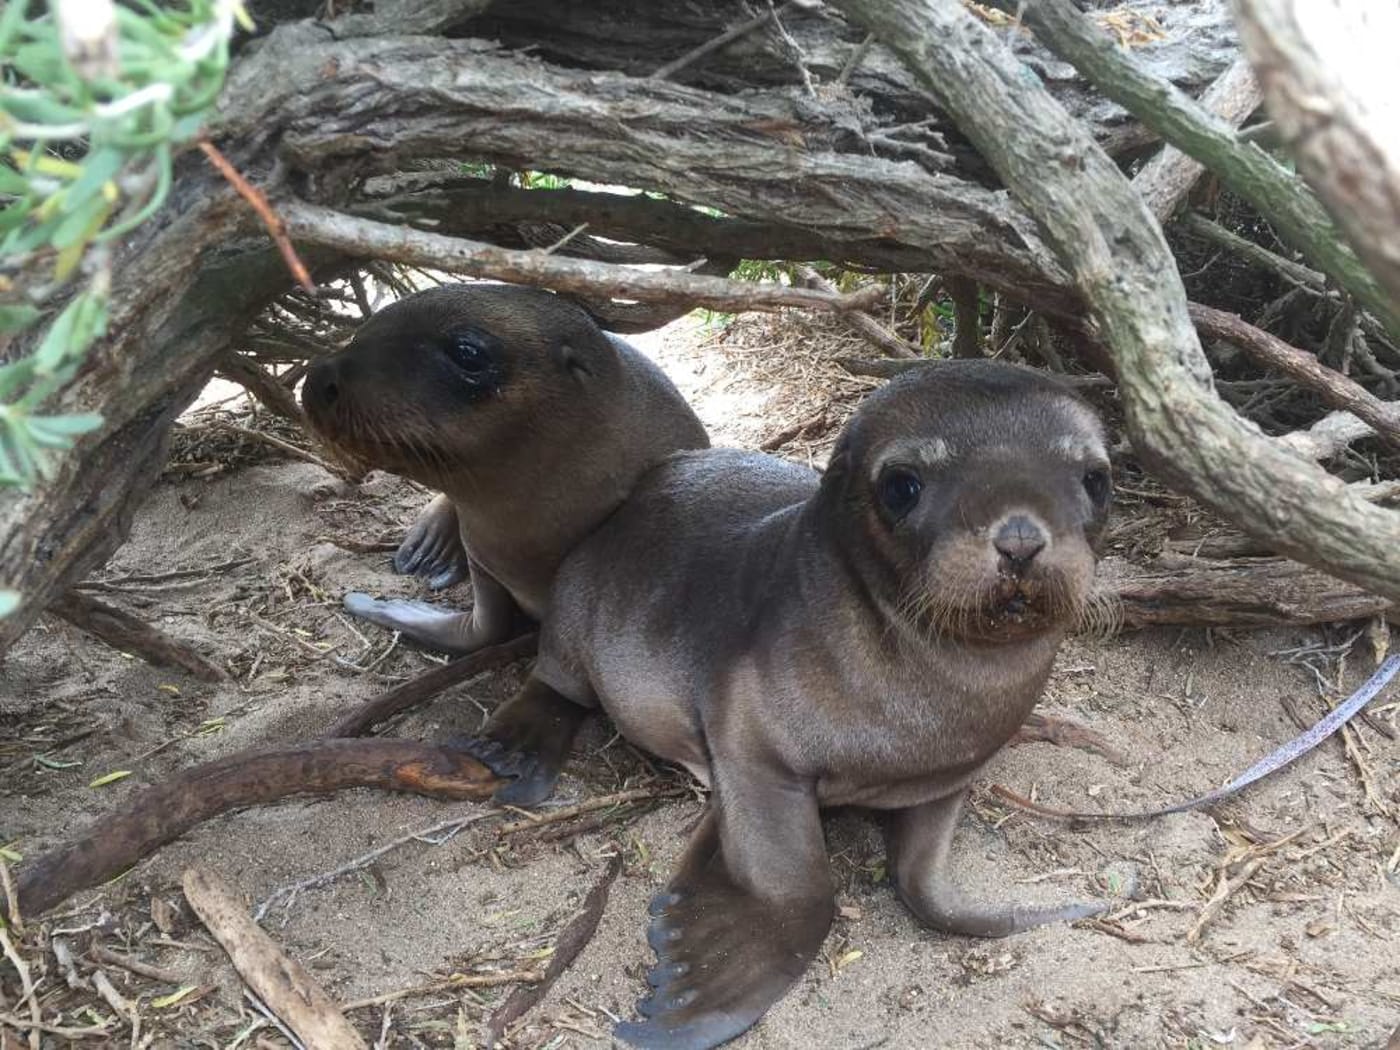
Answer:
151;986;200;1009
34;754;82;770
0;843;21;863
0;163;27;195
61;148;126;214
0;591;20;619
32;289;106;374
0;304;40;332
28;413;103;438
89;769;133;787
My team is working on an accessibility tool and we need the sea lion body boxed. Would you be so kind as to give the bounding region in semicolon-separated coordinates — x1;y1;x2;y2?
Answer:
524;360;1113;1049
301;284;708;804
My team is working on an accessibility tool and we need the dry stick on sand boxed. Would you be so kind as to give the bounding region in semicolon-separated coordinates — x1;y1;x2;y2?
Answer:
183;867;368;1050
283;203;887;318
15;740;501;918
48;590;226;682
325;632;538;738
495;786;686;837
0;928;41;1050
1187;858;1264;943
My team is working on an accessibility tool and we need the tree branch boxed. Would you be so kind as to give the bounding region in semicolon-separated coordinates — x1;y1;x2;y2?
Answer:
994;0;1400;343
834;0;1400;603
1232;0;1400;309
282;202;887;315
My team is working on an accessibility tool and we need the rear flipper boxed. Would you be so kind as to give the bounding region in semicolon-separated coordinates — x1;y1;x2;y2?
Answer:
344;559;518;654
617;774;833;1050
455;677;590;806
394;494;470;590
889;788;1106;937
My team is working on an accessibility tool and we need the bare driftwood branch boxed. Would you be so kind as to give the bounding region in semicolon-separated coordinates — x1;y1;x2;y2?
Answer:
794;266;919;358
995;0;1400;342
947;275;982;358
184;866;369;1050
1134;57;1262;221
1276;411;1373;462
284;203;886;316
835;0;1400;604
1233;0;1400;307
1188;303;1400;450
325;633;538;738
16;739;500;917
48;591;226;682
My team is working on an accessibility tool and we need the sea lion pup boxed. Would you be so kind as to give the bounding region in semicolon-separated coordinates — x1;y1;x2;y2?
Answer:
301;283;709;801
522;360;1113;1049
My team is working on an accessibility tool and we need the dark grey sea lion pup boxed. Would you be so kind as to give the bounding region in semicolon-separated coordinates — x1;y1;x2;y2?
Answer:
300;283;709;801
518;360;1113;1049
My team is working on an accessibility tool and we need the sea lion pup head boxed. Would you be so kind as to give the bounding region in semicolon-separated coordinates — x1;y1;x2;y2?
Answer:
301;283;626;489
822;361;1112;644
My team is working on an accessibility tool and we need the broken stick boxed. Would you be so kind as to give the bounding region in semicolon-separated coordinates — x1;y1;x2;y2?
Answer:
183;866;368;1050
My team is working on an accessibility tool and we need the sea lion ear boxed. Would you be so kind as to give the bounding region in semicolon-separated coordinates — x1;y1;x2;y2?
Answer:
554;340;595;380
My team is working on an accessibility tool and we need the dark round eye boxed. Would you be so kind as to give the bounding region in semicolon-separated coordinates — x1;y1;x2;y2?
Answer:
878;469;923;520
1083;468;1111;507
446;333;493;379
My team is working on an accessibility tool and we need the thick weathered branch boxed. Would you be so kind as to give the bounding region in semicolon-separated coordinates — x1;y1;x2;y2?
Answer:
48;591;226;682
835;0;1400;603
1133;57;1262;220
994;0;1400;342
1233;0;1400;307
283;202;885;315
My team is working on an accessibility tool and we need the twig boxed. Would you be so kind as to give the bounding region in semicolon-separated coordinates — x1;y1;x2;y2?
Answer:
198;139;316;294
212;421;342;474
0;858;20;930
0;1013;112;1039
1277;411;1373;461
90;945;184;985
760;406;830;452
497;786;683;836
341;971;543;1012
946;275;982;358
78;558;253;591
184;867;369;1050
254;811;497;922
1187;858;1264;943
48;590;227;682
486;856;623;1041
795;266;918;357
1188;303;1400;451
650;3;793;81
768;1;817;98
837;31;876;87
324;632;538;738
283;202;886;317
0;928;41;1049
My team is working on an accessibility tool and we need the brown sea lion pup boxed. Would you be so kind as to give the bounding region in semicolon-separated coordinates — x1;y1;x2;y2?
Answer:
515;360;1114;1049
300;283;708;802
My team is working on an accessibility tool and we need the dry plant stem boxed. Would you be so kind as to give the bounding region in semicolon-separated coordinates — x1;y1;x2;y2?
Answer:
90;945;182;985
496;786;683;836
1133;56;1262;221
198;141;315;294
1232;0;1400;306
1187;858;1263;943
284;203;887;317
486;856;622;1041
0;1013;111;1039
15;740;500;918
211;420;342;474
183;867;368;1050
835;0;1400;604
47;590;226;682
947;275;982;358
997;0;1400;343
1188;303;1400;451
0;929;41;1050
341;972;542;1012
216;353;304;422
794;265;919;358
324;632;538;738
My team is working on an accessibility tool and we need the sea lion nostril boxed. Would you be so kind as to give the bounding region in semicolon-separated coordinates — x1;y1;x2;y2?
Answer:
994;515;1046;566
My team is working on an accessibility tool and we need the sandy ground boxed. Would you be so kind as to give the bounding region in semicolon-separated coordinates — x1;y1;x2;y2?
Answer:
2;314;1399;1049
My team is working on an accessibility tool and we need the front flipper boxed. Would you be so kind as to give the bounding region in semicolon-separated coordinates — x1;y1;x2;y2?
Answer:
455;677;590;806
889;788;1106;938
617;775;833;1050
344;559;519;654
393;494;470;590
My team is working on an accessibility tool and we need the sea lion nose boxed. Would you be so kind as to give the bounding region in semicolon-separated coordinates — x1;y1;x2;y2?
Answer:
994;514;1046;570
302;359;341;410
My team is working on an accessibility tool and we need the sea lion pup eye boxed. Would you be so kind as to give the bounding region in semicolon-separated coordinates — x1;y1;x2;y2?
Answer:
508;358;1114;1049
